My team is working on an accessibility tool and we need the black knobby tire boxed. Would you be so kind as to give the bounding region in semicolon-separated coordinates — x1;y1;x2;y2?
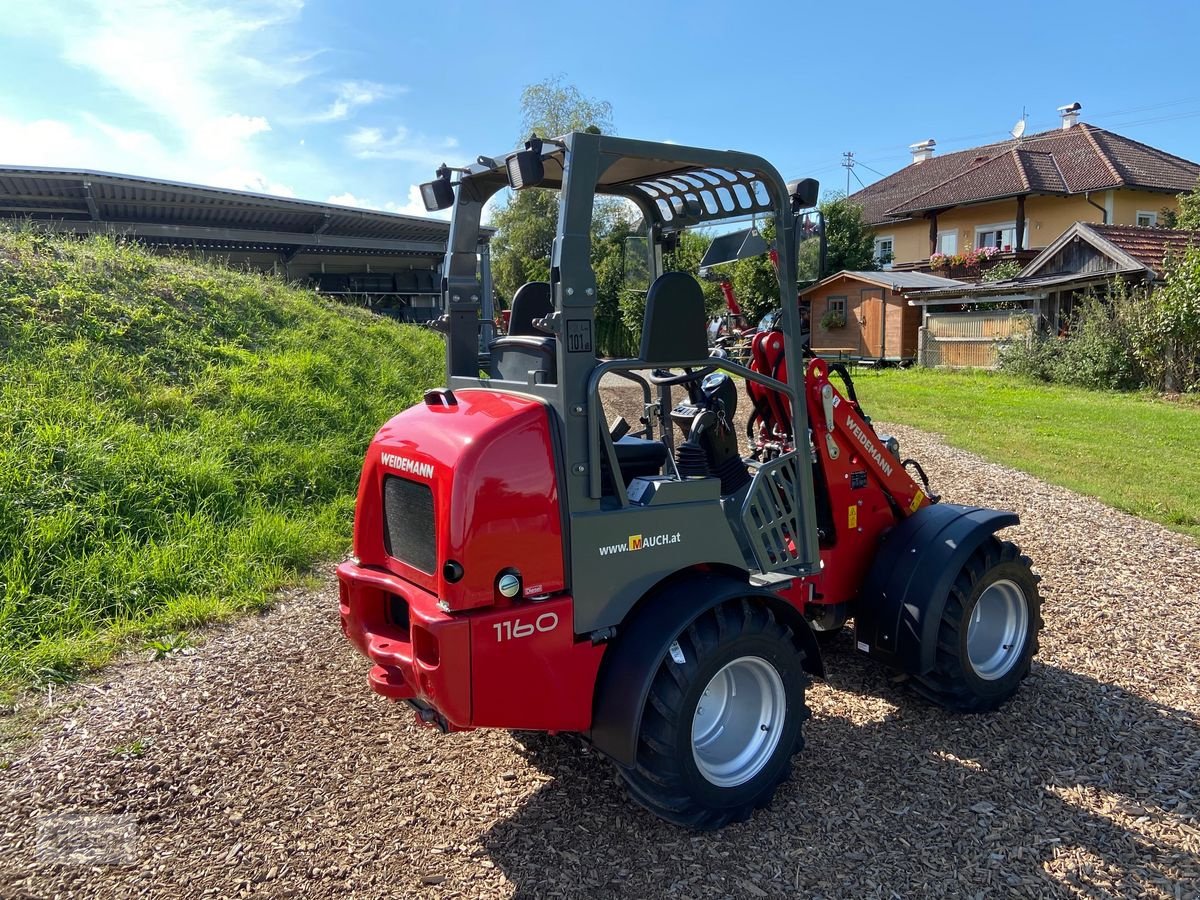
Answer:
912;537;1043;713
617;598;810;830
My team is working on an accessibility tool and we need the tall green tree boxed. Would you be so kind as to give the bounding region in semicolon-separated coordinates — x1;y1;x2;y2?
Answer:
820;193;879;273
490;189;558;304
1170;178;1200;230
491;76;628;354
519;75;614;140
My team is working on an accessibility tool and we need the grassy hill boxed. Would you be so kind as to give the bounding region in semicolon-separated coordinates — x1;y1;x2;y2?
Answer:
0;227;442;693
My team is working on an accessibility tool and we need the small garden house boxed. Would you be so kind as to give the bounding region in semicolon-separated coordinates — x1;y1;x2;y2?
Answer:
800;270;965;363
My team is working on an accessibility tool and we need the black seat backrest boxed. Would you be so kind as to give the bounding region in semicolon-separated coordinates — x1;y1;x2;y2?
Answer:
640;272;709;364
508;281;553;336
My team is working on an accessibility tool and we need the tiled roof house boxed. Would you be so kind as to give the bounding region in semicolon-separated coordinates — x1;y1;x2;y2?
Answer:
847;103;1200;269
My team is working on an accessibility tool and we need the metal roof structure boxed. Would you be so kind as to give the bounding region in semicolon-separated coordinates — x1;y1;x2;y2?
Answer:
0;165;489;258
902;271;1120;306
799;269;965;296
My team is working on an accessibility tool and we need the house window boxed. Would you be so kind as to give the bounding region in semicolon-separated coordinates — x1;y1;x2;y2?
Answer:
1136;210;1158;227
936;230;958;255
873;236;894;269
822;295;848;329
974;221;1029;251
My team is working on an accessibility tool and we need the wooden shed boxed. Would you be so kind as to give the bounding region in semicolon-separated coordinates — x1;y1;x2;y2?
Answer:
799;270;965;363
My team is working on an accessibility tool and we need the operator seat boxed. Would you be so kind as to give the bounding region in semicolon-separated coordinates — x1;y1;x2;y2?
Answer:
604;271;709;490
490;281;557;383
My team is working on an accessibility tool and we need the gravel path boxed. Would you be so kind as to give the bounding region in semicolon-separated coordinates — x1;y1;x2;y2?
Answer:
2;413;1199;898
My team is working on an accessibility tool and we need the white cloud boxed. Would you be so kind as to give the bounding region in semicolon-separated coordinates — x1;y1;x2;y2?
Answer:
346;126;460;168
2;0;303;192
326;185;449;221
0;117;94;167
0;1;444;207
305;80;402;123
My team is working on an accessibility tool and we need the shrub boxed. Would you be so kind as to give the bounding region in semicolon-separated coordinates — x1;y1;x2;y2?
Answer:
982;260;1023;283
1134;245;1200;392
999;285;1146;390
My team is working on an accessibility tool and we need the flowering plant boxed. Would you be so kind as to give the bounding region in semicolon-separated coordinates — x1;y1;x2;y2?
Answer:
820;309;847;329
929;252;949;269
977;246;1003;262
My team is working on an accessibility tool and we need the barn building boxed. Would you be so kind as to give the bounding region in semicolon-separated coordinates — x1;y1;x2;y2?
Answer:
0;166;492;324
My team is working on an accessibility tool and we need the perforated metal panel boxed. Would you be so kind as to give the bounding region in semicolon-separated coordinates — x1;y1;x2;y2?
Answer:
628;168;774;228
382;476;436;573
741;451;807;574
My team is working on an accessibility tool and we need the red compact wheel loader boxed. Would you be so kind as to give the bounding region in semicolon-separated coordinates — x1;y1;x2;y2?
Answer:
336;133;1043;829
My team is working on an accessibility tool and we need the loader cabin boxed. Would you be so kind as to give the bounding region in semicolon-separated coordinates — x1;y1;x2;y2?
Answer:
800;270;965;364
419;132;824;574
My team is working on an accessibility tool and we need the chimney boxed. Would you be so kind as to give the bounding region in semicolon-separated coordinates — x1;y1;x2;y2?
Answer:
1058;102;1081;130
909;139;936;164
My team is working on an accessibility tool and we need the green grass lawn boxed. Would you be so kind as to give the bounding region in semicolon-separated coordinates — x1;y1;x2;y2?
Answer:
851;367;1200;539
0;228;443;694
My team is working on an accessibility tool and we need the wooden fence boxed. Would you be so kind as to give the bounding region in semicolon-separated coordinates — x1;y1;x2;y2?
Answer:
918;311;1033;369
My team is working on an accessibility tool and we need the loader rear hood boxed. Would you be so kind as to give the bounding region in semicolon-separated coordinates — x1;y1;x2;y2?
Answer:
352;388;565;611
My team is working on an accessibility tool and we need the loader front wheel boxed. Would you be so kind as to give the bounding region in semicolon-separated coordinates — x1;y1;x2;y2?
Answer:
912;538;1042;713
617;599;810;830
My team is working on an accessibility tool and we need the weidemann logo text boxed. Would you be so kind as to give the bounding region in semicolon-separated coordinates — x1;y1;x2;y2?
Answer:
845;415;893;478
381;453;434;479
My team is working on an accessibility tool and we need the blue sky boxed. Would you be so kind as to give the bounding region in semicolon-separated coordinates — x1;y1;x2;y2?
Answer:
2;0;1200;220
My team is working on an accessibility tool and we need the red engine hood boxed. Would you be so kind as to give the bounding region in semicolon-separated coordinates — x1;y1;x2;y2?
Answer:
352;389;565;611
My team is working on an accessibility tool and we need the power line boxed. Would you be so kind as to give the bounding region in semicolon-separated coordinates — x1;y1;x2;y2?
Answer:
855;159;888;178
841;151;855;194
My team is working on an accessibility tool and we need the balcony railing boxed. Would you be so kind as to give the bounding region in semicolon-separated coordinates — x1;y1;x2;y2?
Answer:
892;249;1039;282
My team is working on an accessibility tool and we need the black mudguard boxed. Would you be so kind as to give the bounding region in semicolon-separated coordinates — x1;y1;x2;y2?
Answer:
854;504;1018;676
589;572;823;767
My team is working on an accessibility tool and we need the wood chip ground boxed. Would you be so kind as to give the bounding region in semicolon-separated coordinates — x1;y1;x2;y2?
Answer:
1;385;1198;898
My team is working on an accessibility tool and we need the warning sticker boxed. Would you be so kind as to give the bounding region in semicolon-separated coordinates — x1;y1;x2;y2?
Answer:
909;490;925;513
848;505;858;529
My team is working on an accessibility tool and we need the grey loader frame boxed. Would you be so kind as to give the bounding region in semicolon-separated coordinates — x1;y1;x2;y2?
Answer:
435;131;820;634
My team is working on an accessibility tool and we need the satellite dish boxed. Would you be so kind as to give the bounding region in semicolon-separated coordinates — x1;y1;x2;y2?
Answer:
1011;118;1027;140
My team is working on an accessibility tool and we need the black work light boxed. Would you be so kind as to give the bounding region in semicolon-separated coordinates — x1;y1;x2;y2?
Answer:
505;135;546;190
420;165;455;212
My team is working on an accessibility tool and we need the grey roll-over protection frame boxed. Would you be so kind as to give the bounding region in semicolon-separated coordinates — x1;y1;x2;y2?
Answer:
432;132;820;634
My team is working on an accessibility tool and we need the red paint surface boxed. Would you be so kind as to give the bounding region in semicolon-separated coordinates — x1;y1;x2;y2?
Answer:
337;561;604;731
351;388;564;610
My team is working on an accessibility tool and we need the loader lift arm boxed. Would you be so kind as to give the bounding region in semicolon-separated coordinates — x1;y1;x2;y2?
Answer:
805;357;931;518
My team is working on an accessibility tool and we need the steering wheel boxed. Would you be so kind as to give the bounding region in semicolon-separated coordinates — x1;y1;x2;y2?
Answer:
646;365;717;387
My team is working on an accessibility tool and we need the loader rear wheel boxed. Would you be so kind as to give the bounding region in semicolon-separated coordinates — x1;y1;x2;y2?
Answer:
913;538;1042;713
617;599;810;830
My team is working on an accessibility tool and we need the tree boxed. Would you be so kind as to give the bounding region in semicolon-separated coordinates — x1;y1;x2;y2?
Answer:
1170;178;1200;231
728;219;783;325
820;193;879;273
519;75;613;140
490;189;558;304
491;77;629;353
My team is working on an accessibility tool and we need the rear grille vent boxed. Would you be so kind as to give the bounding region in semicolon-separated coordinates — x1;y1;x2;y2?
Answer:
382;475;436;573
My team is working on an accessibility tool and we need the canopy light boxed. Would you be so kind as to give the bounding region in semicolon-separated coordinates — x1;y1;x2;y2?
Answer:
505;135;546;190
420;164;455;212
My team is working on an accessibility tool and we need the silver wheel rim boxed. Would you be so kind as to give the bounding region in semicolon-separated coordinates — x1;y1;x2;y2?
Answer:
966;579;1029;680
691;656;786;788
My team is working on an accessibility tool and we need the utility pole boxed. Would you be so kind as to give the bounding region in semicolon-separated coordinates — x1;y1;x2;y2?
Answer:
842;151;855;194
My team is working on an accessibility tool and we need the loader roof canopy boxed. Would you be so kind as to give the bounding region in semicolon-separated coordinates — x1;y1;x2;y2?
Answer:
464;135;782;230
